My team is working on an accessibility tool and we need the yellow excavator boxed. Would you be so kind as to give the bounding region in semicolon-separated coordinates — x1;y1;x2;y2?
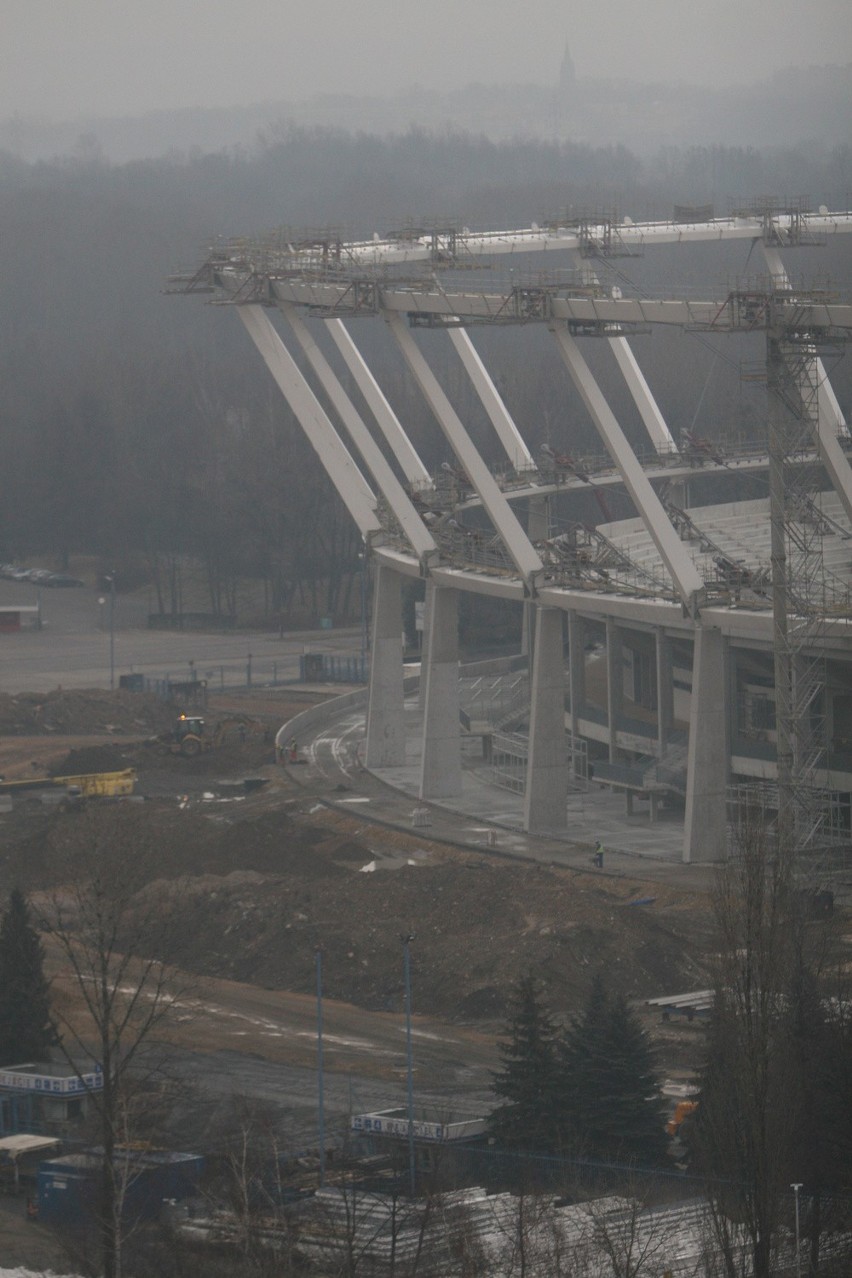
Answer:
159;714;269;757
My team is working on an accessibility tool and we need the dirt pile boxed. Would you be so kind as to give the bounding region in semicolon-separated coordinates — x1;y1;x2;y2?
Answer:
0;688;175;736
11;799;712;1024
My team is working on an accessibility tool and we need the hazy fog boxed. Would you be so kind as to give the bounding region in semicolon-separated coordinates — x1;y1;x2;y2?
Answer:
3;0;850;122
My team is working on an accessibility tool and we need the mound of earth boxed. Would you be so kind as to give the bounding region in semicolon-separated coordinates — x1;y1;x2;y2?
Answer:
0;688;175;736
49;744;138;775
13;801;713;1025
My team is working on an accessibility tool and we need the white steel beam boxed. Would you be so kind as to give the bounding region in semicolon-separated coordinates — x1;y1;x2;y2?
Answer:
569;250;675;456
324;319;432;487
385;310;544;588
267;277;852;333
279;303;437;562
609;339;676;454
446;328;535;468
237;307;380;540
550;324;705;613
332;211;852;269
761;245;852;523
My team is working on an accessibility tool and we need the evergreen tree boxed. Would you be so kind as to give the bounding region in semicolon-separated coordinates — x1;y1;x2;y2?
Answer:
559;980;667;1165
488;976;560;1151
0;887;56;1065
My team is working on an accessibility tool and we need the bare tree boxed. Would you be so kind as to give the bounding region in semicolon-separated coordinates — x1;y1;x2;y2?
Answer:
693;812;851;1278
37;808;191;1278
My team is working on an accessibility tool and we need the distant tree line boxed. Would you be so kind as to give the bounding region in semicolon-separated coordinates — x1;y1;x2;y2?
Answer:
1;128;849;617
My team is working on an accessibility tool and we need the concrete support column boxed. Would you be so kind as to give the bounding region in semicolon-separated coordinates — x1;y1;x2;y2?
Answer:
524;607;568;833
606;618;624;762
567;611;586;740
656;628;674;757
523;496;549;658
521;602;535;658
419;587;462;800
365;565;406;769
684;626;729;863
418;580;435;710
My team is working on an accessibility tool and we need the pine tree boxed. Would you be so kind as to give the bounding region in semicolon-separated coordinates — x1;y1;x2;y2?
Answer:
559;979;667;1165
0;887;56;1065
488;975;560;1151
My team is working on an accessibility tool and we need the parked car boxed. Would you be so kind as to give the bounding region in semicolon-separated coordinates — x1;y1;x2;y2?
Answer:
44;573;85;587
27;569;54;585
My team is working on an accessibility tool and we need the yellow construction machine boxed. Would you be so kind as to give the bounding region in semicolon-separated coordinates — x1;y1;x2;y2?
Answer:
159;714;269;757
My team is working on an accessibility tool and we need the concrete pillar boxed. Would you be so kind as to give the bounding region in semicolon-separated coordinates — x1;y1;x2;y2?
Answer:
683;626;729;863
420;587;462;799
522;496;548;658
521;601;535;658
606;618;624;762
567;610;586;740
365;565;406;769
527;495;549;542
656;627;674;757
418;579;434;711
524;607;568;833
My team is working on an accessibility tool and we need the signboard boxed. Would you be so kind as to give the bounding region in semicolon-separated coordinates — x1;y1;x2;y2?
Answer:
352;1114;445;1141
0;1067;103;1095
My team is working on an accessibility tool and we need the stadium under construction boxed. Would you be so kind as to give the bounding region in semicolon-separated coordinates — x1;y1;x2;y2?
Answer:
171;201;852;872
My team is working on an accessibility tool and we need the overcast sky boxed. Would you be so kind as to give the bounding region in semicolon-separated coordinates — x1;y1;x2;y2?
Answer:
2;0;850;122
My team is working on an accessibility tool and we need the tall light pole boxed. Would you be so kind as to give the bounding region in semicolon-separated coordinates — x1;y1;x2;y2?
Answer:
401;933;416;1199
359;546;368;677
316;948;325;1187
791;1182;803;1278
105;572;116;691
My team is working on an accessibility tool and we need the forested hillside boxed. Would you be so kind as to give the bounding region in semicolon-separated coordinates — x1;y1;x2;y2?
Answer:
1;129;849;621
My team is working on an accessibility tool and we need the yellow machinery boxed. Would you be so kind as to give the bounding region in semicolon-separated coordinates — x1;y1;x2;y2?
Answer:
0;769;136;800
160;714;269;757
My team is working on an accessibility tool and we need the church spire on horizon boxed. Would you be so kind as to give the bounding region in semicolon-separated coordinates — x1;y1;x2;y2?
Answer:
559;40;576;94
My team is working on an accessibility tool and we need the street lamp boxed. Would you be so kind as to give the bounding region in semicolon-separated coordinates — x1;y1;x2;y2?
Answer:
358;547;368;676
316;948;325;1187
791;1182;803;1278
104;572;116;691
401;933;416;1198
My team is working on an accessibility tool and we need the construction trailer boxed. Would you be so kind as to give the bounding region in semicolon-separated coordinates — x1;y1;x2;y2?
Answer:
0;1134;62;1194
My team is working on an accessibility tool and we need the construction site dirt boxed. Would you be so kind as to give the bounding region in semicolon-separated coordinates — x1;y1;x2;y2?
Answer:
0;688;716;1137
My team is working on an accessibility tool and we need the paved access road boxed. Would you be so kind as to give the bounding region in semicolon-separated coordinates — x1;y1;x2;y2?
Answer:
0;577;361;693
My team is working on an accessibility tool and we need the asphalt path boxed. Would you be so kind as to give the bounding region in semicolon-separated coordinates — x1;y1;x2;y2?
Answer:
0;577;362;694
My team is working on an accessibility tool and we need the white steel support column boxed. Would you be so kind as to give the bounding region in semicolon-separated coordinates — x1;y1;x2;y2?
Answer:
524;607;568;833
420;586;462;800
761;245;852;522
385;311;544;588
280;304;437;562
324;319;433;487
365;564;406;769
551;325;705;613
606;618;623;762
238;308;380;539
569;249;675;454
683;626;728;863
609;339;676;453
447;328;535;468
